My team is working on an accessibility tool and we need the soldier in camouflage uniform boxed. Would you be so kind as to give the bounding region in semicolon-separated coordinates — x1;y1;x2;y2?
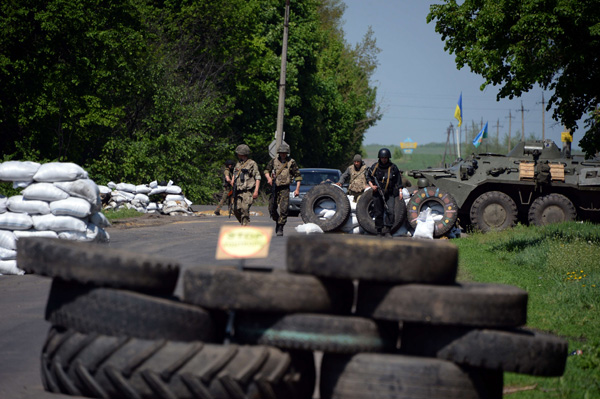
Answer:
336;154;369;203
265;144;301;236
232;144;261;226
214;159;235;215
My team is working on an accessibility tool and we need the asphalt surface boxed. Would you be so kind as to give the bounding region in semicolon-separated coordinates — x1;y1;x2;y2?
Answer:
0;205;307;399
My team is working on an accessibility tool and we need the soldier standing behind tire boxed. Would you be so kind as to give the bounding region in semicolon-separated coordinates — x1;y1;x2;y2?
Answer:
265;143;301;236
367;148;403;237
336;154;369;203
232;144;261;226
214;159;235;215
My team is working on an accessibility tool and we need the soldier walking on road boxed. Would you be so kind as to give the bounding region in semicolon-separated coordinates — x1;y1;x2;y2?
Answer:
214;159;235;216
265;144;301;236
336;154;369;203
367;148;403;237
232;144;261;226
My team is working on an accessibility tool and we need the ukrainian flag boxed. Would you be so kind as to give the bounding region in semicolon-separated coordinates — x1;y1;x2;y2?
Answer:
454;93;463;127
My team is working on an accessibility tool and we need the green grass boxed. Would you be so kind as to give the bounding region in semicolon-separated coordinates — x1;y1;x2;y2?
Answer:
454;222;600;398
102;208;144;221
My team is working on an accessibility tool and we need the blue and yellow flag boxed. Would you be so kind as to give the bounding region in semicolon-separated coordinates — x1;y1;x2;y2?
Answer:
454;93;463;127
473;121;488;148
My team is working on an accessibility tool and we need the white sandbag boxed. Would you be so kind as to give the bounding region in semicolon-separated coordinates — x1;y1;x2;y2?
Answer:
98;185;111;195
0;212;33;230
147;202;158;211
22;182;70;201
13;181;32;189
7;195;51;215
0;161;40;181
413;208;434;240
0;230;17;250
165;185;182;194
54;179;100;204
0;197;8;213
116;182;136;192
58;223;99;242
185;198;193;206
0;260;24;275
135;185;151;194
0;247;17;260
32;214;87;232
316;200;336;210
149;180;158;188
116;190;135;200
96;227;110;243
149;186;166;195
33;162;88;182
13;230;59;239
135;206;146;213
134;193;150;203
107;181;117;189
111;194;128;204
90;212;111;228
50;197;92;218
295;223;324;234
165;194;184;201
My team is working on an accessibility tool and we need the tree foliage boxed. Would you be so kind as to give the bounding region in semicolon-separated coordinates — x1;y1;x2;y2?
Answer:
428;0;600;157
0;0;381;202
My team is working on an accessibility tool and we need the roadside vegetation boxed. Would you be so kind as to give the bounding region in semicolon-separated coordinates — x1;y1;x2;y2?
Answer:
454;222;600;398
102;208;145;221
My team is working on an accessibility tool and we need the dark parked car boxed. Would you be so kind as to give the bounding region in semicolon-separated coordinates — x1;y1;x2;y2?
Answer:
289;168;345;215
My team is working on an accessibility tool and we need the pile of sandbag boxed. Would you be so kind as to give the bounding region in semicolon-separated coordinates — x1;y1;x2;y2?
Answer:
99;180;192;215
0;161;110;275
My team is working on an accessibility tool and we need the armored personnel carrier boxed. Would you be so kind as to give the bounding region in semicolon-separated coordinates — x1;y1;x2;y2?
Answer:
407;140;600;233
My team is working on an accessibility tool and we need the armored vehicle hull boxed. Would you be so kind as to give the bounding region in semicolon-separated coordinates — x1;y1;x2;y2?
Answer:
408;140;600;232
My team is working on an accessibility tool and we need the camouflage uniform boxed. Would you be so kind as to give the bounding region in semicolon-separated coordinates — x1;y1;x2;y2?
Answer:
339;162;368;202
214;166;233;214
232;158;261;225
264;156;301;226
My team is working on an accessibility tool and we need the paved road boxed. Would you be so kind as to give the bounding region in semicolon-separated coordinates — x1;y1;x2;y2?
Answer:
0;206;306;399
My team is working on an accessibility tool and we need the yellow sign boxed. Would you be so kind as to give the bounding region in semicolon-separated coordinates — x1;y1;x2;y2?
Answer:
216;226;272;259
561;131;573;143
400;142;418;149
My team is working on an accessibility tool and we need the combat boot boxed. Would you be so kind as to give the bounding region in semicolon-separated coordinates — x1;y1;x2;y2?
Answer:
383;227;392;238
376;228;382;237
276;224;284;236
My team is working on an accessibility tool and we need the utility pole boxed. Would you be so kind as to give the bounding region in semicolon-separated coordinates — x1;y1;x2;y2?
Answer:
275;0;290;151
506;110;515;152
542;93;545;141
495;118;503;152
519;101;529;141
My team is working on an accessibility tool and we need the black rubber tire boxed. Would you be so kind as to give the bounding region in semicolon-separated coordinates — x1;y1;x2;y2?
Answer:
286;235;457;284
300;184;350;232
320;353;503;399
183;267;353;314
46;279;217;342
42;327;316;399
355;189;407;235
470;191;518;232
234;313;399;354
400;323;568;376
356;282;528;328
406;187;458;237
17;237;179;295
528;193;576;226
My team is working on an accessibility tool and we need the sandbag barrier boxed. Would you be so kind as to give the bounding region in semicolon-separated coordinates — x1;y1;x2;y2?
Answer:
99;180;193;215
0;161;110;275
28;236;567;399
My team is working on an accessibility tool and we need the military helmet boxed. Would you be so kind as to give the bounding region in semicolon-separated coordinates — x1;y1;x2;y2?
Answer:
353;154;362;162
417;177;429;189
277;143;290;154
225;159;235;166
235;144;251;155
378;148;392;159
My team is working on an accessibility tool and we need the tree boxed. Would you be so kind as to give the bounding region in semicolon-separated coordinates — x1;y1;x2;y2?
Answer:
427;0;600;157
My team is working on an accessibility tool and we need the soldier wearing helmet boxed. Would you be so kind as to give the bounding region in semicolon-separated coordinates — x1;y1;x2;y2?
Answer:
232;144;261;225
336;154;369;203
214;159;236;216
366;148;403;237
264;143;302;236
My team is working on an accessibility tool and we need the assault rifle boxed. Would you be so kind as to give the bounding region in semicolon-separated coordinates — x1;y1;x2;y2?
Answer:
269;171;278;220
368;167;390;213
228;171;242;218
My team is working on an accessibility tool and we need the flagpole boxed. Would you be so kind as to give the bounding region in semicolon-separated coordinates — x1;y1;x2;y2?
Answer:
455;126;461;159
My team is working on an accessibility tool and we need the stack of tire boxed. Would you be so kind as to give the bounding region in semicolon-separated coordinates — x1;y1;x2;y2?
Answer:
19;235;568;399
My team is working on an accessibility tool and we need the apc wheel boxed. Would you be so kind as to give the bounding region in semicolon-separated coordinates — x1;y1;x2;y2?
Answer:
320;353;503;399
407;187;458;237
470;191;517;232
42;327;316;399
355;189;406;235
17;237;179;295
286;235;457;284
234;313;399;354
46;279;216;342
528;193;576;226
300;184;350;232
400;324;568;376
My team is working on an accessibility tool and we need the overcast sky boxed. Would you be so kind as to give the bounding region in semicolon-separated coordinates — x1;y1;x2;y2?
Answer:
341;1;578;149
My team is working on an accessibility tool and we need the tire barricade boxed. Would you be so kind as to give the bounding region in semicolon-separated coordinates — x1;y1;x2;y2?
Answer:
24;234;568;399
